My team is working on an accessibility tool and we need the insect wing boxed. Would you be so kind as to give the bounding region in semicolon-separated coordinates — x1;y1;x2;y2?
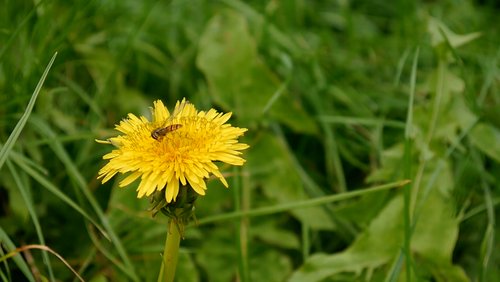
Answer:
151;100;189;140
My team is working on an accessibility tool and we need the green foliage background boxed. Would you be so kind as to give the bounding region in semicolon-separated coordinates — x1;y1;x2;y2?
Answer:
1;0;499;281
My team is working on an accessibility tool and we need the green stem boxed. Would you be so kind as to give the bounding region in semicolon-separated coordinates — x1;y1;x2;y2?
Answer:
158;219;181;282
197;180;409;225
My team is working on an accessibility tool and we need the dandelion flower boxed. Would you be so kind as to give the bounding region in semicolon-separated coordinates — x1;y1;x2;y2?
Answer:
97;99;249;203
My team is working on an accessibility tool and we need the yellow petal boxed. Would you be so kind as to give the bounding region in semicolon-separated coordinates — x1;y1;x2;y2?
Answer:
119;171;142;187
166;179;179;203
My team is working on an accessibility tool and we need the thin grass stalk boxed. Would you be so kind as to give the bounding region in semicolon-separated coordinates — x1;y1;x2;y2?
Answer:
403;47;419;281
323;123;347;193
241;166;251;282
0;52;57;169
233;166;249;282
198;180;409;225
474;150;495;282
0;246;11;281
301;222;310;261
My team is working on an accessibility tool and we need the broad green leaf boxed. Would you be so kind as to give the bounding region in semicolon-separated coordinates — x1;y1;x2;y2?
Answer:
290;196;406;282
433;96;477;147
197;227;239;282
469;123;500;163
427;264;469;282
412;70;476;155
428;17;481;48
176;251;200;282
247;132;335;230
412;161;457;260
197;225;293;281
421;67;465;111
250;248;292;282
251;221;300;250
0;172;29;222
366;144;405;183
451;96;478;132
290;160;464;281
197;11;318;134
332;190;390;227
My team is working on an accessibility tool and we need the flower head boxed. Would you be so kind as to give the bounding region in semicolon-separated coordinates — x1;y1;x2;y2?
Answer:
97;99;249;203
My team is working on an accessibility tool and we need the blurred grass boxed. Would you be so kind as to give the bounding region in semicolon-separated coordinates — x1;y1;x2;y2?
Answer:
1;0;499;281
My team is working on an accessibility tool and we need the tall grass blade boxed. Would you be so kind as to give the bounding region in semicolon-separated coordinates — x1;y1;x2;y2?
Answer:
319;116;405;129
232;167;249;282
384;251;405;282
0;52;57;170
262;81;288;115
8;150;107;237
394;48;410;86
475;150;496;282
386;47;419;282
198;180;409;225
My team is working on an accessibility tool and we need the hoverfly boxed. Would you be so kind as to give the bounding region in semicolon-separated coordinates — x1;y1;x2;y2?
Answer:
151;124;183;140
151;100;189;140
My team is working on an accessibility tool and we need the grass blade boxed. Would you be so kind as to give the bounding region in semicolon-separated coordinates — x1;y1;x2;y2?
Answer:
0;52;57;170
0;228;36;282
197;180;409;225
402;47;419;282
8;150;107;238
319;116;406;129
28;116;139;281
385;47;419;282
